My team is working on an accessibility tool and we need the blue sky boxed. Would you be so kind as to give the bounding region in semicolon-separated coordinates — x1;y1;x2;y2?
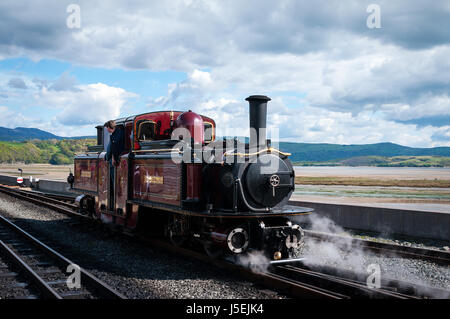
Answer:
0;57;185;116
0;57;185;95
0;1;449;146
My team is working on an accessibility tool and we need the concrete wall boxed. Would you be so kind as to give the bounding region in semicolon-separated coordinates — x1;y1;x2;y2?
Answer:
0;175;19;185
0;174;71;194
34;179;72;194
290;200;449;241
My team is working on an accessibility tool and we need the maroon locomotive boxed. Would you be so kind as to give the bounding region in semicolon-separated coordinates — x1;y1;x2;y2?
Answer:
70;95;312;261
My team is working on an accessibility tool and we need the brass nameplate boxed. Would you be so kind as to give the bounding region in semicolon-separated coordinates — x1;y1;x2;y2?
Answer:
81;171;92;178
145;175;164;184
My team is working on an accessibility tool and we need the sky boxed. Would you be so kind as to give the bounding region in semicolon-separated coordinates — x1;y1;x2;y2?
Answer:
0;0;449;147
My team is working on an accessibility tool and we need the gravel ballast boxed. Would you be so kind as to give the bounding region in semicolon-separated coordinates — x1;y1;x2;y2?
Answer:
0;192;285;299
301;238;450;293
1;191;449;299
297;219;450;295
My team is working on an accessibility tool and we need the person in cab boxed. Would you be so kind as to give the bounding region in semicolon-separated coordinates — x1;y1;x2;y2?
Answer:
104;120;125;198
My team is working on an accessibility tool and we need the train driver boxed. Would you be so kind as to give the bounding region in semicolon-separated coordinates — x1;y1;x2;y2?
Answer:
104;120;124;166
104;120;125;195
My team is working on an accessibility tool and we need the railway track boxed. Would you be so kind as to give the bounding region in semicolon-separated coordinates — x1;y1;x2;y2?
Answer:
3;185;448;266
0;249;41;299
142;237;450;299
0;213;125;299
281;263;450;299
0;186;78;210
270;264;413;299
0;184;448;299
303;230;450;266
0;185;88;221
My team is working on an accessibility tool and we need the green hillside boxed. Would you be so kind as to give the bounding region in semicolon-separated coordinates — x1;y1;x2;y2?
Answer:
0;139;449;167
279;142;450;164
0;139;96;164
296;155;450;167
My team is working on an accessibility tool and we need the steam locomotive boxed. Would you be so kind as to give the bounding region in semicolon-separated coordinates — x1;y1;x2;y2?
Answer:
70;95;312;261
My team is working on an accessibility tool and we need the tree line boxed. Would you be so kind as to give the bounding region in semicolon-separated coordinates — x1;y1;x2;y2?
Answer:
0;139;96;164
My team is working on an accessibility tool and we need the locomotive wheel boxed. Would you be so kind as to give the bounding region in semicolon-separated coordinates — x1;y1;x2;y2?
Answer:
168;229;187;247
166;216;187;247
203;241;223;258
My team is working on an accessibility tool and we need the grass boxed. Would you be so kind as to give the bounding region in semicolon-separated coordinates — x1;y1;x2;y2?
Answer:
295;176;450;188
295;186;450;198
293;155;450;167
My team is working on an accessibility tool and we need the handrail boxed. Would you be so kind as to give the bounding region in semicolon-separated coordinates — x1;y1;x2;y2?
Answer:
223;147;291;157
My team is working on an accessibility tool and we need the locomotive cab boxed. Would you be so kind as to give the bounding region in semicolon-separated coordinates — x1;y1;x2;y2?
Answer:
72;110;216;220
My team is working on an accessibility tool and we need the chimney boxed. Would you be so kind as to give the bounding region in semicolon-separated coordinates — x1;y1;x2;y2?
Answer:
245;95;271;150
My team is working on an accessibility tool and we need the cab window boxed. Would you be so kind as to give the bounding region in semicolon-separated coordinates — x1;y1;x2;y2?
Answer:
204;122;214;142
138;121;156;141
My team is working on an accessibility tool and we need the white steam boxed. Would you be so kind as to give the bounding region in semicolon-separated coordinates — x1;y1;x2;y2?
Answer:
293;213;450;298
236;251;271;274
299;214;368;273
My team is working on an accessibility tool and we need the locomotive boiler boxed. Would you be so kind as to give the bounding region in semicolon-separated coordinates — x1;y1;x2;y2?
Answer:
70;95;312;261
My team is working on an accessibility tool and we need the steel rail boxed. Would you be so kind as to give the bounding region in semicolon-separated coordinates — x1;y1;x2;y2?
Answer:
23;190;77;203
6;185;448;267
303;262;450;299
304;230;450;266
0;186;346;298
272;265;414;299
137;237;346;299
0;238;62;299
0;185;89;221
1;185;447;299
0;186;78;210
0;214;126;299
8;186;446;266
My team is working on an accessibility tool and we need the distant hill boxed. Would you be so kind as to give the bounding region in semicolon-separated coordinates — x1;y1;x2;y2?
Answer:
0;128;449;166
0;126;95;141
278;142;450;163
0;127;61;141
295;155;450;167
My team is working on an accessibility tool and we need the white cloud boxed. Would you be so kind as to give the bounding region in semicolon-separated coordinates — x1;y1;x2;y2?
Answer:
149;69;217;107
0;106;29;128
189;69;212;87
381;95;450;121
38;82;137;126
0;105;50;132
153;95;450;147
0;69;137;135
0;81;137;137
8;77;27;89
1;1;450;145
